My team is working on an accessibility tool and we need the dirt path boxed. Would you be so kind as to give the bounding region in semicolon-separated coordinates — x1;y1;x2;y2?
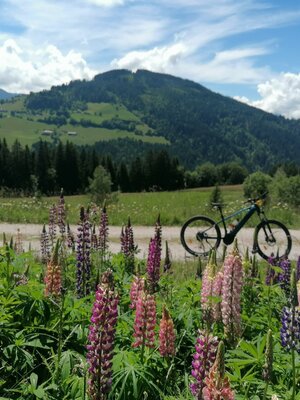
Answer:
2;223;300;261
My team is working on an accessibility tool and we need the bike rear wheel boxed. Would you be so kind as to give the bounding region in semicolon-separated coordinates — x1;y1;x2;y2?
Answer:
254;219;292;260
180;216;221;257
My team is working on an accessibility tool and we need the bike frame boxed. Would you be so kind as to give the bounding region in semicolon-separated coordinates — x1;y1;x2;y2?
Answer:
214;203;262;245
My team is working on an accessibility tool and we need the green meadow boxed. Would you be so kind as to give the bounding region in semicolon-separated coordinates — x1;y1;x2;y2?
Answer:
0;99;167;146
0;186;299;228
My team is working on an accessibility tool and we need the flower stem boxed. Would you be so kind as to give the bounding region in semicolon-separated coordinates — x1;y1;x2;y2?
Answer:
291;347;296;400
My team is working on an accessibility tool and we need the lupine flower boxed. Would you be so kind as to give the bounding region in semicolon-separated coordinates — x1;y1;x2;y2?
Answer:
129;275;145;309
57;189;66;236
98;204;109;256
48;204;57;246
76;207;91;298
202;341;235;400
163;241;172;273
266;254;277;286
120;217;135;274
263;329;273;383
212;269;223;323
87;269;119;400
91;224;98;251
132;290;156;349
13;273;28;286
296;256;300;282
201;251;217;324
40;224;51;264
44;241;62;297
66;223;75;250
159;306;176;357
221;245;244;344
278;257;291;296
154;214;162;251
146;237;161;293
190;330;218;398
280;270;300;353
297;281;300;307
14;229;23;254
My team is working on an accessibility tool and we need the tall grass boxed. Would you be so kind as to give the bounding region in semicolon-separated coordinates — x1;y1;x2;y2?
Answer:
0;186;299;227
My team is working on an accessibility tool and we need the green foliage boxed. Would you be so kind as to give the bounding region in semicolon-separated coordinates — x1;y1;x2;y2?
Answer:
243;171;272;198
88;165;113;205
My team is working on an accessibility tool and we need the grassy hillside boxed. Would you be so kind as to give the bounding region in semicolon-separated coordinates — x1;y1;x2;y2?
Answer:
0;97;168;146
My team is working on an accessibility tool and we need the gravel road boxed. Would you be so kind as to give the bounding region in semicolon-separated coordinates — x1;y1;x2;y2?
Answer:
2;223;300;261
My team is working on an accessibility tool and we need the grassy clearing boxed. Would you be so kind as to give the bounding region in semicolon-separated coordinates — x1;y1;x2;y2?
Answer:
0;186;299;228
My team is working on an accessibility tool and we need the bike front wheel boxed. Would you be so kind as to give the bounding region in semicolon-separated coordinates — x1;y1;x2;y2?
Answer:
180;216;221;257
254;219;292;260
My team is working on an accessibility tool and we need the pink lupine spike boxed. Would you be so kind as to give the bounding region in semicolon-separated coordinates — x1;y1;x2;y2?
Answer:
132;290;156;349
129;275;145;309
159;306;176;357
221;246;244;344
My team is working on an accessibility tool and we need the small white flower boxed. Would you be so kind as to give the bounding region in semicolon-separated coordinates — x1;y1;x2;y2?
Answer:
272;395;280;400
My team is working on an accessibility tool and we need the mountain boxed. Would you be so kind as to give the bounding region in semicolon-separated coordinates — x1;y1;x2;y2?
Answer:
8;70;300;170
0;88;18;100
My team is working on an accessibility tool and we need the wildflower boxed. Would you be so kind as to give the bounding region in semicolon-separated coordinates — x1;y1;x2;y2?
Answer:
296;256;300;282
163;240;172;273
221;245;243;344
66;222;75;250
91;224;98;250
44;241;62;297
280;270;300;353
201;251;217;324
190;330;218;398
263;329;273;382
87;269;119;400
129;275;145;309
146;237;161;293
57;189;66;236
278;257;291;296
98;204;109;256
133;290;156;349
159;306;176;357
212;269;223;323
265;254;277;285
48;204;57;246
120;217;135;274
76;207;91;298
202;341;235;400
40;224;51;264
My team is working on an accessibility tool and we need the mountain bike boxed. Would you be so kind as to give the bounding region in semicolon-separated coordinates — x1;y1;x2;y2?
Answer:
180;192;292;260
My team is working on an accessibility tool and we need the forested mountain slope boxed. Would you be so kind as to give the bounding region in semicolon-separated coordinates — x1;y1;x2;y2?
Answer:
14;69;300;169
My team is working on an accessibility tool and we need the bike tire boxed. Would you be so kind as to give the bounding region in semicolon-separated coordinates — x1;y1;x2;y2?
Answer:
180;215;221;257
253;219;292;260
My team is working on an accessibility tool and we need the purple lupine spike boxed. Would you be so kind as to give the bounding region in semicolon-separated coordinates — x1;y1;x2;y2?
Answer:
265;254;277;285
98;204;109;256
91;224;98;251
280;270;300;354
146;237;161;293
48;204;57;247
57;188;66;236
66;222;75;250
76;207;92;298
278;257;291;296
40;224;51;264
154;214;162;254
190;330;218;398
296;256;300;282
120;217;135;274
87;269;119;400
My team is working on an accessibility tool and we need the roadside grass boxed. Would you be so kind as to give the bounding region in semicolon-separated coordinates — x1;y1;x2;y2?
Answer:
0;186;299;228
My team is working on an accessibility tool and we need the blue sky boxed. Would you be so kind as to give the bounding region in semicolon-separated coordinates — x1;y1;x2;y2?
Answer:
1;0;300;118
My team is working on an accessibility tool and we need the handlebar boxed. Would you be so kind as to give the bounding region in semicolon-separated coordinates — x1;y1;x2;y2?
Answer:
245;191;268;204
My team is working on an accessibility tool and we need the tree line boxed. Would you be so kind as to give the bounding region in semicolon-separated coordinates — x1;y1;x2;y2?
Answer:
0;139;250;196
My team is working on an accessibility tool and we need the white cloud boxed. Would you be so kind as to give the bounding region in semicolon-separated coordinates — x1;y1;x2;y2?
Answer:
111;42;187;72
235;73;300;119
0;39;96;93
